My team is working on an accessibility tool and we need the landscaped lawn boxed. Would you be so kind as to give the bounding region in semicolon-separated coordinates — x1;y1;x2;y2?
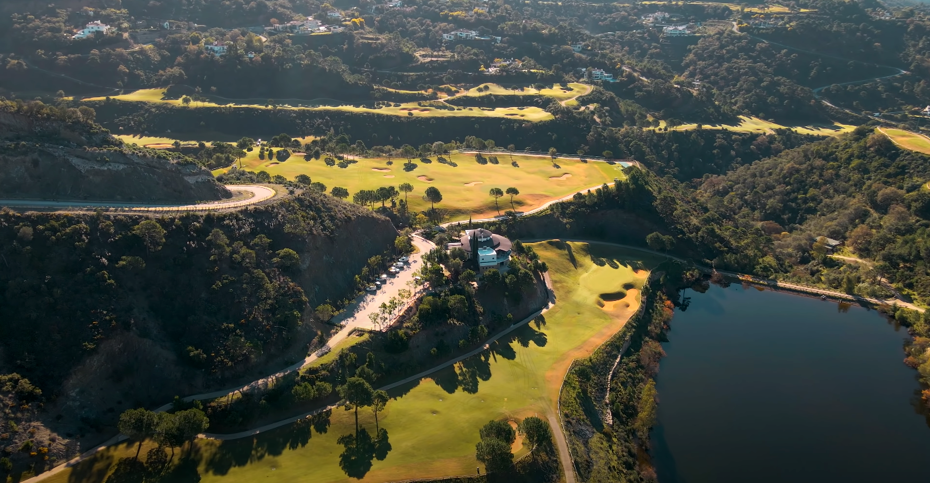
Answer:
654;115;855;136
880;128;930;155
213;152;627;221
41;242;662;483
459;83;590;102
85;89;555;121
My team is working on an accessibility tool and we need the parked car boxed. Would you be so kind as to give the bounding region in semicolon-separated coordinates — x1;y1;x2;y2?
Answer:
366;285;377;292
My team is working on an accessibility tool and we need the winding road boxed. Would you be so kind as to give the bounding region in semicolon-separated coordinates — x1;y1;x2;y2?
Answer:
0;185;276;212
732;22;909;117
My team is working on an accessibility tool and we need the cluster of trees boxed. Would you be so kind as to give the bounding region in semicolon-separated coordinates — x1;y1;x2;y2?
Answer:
118;407;209;458
475;417;553;473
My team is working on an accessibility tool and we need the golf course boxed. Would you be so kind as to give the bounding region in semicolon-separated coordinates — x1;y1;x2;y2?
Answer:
41;242;662;483
880;127;930;155
83;82;595;122
211;152;628;220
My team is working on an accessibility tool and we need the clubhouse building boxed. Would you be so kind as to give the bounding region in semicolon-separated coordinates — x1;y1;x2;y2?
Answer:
449;228;512;272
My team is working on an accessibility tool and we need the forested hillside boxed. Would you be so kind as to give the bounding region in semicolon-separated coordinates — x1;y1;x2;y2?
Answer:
0;190;397;432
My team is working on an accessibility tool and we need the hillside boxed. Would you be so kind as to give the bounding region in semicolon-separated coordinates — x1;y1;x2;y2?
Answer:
0;190;398;468
0;99;230;203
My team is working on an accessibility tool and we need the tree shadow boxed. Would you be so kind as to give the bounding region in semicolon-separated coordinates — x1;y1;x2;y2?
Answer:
103;458;146;483
337;428;392;479
430;364;462;394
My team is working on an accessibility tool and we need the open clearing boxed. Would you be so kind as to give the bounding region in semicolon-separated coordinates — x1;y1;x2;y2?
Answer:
653;115;855;136
880;128;930;155
213;152;625;220
42;242;661;483
85;88;554;121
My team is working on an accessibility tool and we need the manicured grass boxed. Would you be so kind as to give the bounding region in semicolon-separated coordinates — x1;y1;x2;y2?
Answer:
117;134;316;148
460;83;589;101
85;89;554;121
215;152;626;221
881;128;930;155
654;115;855;136
42;242;661;483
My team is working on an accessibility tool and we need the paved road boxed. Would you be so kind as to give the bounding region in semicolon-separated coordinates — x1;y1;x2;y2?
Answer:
0;185;276;212
731;22;908;117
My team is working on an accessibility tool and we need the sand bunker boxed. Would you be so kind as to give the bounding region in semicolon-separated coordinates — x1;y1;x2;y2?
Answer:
464;181;483;187
549;173;572;180
417;175;434;182
372;168;391;172
266;162;279;166
384;175;395;178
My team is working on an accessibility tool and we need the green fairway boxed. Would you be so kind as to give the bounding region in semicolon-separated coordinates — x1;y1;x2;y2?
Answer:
212;152;626;220
42;242;662;483
880;128;930;155
654;115;855;136
85;89;554;121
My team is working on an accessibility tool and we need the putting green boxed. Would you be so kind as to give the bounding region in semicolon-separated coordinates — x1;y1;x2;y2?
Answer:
42;242;661;483
211;152;626;221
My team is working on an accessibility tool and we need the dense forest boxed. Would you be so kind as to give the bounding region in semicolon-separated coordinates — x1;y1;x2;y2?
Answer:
0;189;397;430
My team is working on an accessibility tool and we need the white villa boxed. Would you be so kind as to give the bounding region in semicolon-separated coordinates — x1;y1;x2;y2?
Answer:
205;41;227;55
442;30;501;43
586;68;614;82
73;21;111;39
923;105;930;116
450;229;512;273
327;11;343;19
643;12;670;25
663;25;693;37
273;17;321;33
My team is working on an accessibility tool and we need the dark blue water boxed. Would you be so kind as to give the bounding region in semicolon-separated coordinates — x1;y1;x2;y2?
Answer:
652;284;930;483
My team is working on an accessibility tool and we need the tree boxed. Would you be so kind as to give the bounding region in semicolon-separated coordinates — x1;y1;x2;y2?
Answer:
236;137;255;151
507;144;516;162
339;377;374;436
476;420;515;473
331;186;350;199
174;409;210;455
489;187;504;215
505;187;519;212
399;183;414;204
181;96;192;107
118;408;159;459
273;248;301;269
646;232;673;253
424;186;443;213
602;150;614;159
548;147;557;159
371;390;389;432
133;220;166;253
517;417;552;456
633;380;657;442
295;174;312;185
401;144;416;163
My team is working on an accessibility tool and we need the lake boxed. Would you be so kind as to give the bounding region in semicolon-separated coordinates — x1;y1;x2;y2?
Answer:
651;284;930;483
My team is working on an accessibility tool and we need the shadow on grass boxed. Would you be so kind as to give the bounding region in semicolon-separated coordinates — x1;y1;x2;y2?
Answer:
337;428;392;478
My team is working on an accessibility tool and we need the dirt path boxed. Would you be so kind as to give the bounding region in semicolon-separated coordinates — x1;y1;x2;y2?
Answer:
0;185;276;212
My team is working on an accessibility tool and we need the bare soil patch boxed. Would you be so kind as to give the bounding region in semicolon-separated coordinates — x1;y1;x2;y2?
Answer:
464;181;483;187
549;173;572;180
384;175;395;178
372;168;391;172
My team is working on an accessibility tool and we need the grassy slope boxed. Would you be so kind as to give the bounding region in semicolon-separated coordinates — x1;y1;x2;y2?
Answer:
43;242;661;483
211;153;625;220
655;115;855;136
881;128;930;155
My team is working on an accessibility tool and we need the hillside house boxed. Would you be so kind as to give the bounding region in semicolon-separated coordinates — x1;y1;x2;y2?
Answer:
585;68;613;82
448;229;512;273
205;41;227;56
327;11;343;19
571;44;583;53
73;21;111;39
643;12;670;25
663;25;693;37
923;105;930;116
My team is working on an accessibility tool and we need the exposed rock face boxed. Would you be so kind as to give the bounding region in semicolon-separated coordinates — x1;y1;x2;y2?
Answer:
0;145;231;203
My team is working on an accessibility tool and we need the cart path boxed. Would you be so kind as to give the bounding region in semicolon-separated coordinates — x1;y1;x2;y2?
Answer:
0;185;276;212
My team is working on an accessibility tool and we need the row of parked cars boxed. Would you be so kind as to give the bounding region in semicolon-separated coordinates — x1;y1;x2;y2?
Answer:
366;256;411;292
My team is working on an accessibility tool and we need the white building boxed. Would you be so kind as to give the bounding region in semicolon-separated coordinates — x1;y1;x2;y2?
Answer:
205;41;227;56
586;68;613;82
643;12;670;25
451;229;513;273
454;29;478;40
923;105;930;116
327;11;343;19
663;25;692;37
73;21;111;39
